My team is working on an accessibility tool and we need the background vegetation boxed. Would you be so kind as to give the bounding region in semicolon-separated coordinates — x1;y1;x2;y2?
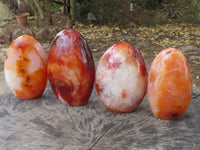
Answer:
0;0;199;26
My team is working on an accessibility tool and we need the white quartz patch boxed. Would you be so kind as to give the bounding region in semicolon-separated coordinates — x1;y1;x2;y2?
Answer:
4;49;23;92
96;61;146;111
4;69;22;92
28;49;45;73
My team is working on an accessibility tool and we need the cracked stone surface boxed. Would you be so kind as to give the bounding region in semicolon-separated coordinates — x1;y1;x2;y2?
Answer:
0;41;200;150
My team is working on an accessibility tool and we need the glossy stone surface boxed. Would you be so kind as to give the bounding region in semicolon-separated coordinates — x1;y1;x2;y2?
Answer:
4;35;47;100
47;29;95;106
147;48;192;120
95;42;147;113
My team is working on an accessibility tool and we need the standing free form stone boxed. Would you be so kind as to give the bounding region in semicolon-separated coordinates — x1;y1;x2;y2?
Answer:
95;42;147;113
4;35;47;100
147;48;192;120
47;29;95;106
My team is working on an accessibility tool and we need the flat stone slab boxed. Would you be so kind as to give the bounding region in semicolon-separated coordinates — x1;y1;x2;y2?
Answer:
0;84;200;150
0;42;200;149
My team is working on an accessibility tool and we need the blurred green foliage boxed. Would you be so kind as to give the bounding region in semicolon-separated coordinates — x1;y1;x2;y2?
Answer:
192;0;200;9
40;2;60;13
0;16;4;22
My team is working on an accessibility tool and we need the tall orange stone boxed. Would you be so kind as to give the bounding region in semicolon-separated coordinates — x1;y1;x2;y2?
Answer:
147;48;192;120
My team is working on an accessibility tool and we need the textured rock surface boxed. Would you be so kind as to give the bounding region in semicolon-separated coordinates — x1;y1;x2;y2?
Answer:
0;42;200;149
0;87;200;150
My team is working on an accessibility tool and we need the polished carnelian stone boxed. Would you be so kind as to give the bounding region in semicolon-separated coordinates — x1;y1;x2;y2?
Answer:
4;35;47;100
95;42;147;113
47;29;95;106
147;48;192;120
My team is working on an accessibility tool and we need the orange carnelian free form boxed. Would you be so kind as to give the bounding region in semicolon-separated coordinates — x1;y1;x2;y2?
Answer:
4;35;47;100
147;48;192;120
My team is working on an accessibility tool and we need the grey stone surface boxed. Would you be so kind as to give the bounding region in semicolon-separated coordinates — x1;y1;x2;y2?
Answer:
0;87;199;150
0;42;200;150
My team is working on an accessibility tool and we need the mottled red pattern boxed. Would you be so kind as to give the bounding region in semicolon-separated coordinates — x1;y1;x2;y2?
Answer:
47;29;95;106
103;52;122;69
